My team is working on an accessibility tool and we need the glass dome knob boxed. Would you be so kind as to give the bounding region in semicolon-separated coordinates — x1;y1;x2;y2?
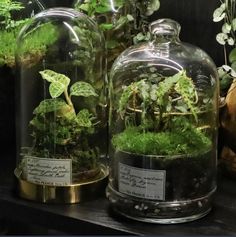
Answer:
149;18;181;42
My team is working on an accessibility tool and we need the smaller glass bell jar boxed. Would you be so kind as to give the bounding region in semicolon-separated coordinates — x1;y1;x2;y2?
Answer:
107;18;219;223
15;8;108;203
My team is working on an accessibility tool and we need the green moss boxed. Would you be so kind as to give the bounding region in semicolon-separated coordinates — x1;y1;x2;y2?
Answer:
112;118;211;156
0;0;59;68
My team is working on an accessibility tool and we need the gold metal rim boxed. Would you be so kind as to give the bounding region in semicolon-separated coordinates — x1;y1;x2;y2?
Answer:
14;165;109;204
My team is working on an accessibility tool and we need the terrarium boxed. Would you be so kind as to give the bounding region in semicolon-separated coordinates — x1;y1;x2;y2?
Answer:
0;0;44;152
15;8;108;203
107;19;219;223
73;0;135;70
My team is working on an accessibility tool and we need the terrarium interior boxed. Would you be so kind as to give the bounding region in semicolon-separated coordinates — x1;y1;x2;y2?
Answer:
15;8;107;186
107;19;219;223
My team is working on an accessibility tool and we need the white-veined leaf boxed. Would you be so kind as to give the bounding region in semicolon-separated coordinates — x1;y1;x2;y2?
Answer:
213;3;226;22
76;109;93;127
222;23;231;34
232;18;236;31
216;33;228;45
70;81;98;97
33;98;68;114
39;70;70;98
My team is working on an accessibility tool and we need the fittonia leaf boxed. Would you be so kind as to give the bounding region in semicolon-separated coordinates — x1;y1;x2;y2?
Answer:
70;81;98;97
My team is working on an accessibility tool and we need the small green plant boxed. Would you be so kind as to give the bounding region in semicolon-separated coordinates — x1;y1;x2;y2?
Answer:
112;70;211;156
213;0;236;95
27;70;100;174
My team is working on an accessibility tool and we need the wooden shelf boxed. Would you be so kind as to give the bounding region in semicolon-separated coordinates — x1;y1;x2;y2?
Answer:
1;166;236;235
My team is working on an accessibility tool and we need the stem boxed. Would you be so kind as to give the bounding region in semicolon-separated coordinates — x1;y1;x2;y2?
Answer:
224;45;228;65
64;89;75;111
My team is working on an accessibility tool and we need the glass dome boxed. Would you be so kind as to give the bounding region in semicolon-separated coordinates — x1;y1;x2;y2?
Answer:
73;0;135;70
15;8;108;198
107;18;219;223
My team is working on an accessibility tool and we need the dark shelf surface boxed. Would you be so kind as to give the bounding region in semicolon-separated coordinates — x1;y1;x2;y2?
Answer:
1;171;236;235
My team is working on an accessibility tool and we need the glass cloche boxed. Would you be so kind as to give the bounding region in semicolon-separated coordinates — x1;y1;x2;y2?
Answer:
15;8;108;203
107;18;219;223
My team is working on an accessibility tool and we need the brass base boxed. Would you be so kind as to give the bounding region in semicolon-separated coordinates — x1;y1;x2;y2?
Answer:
14;165;108;203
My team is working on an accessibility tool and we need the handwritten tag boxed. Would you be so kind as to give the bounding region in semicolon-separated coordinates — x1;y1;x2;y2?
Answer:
26;156;72;186
119;163;166;200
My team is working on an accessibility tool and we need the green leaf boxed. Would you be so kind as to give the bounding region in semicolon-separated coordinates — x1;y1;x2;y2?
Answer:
229;48;236;63
216;33;228;45
127;14;134;21
228;37;235;46
33;98;68;115
222;23;231;34
99;23;113;31
70;81;98;97
76;109;93;127
146;0;160;16
30;116;45;131
232;18;236;31
106;40;120;49
213;3;226;22
39;70;70;98
231;61;236;72
95;5;111;13
49;82;64;98
77;3;89;12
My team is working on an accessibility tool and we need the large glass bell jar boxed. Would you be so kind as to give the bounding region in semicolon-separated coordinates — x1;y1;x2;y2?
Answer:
15;8;108;203
107;18;219;223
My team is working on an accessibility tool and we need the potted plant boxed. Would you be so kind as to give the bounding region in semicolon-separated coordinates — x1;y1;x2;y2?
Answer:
20;69;102;182
107;18;218;222
15;8;108;203
213;0;236;177
108;69;217;222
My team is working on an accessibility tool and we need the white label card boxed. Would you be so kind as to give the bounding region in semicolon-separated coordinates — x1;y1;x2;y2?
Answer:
26;156;72;186
119;163;166;200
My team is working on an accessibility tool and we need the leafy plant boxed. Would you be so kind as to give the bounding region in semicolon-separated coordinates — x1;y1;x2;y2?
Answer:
213;0;236;95
112;70;211;156
28;70;100;172
74;0;134;68
133;0;160;44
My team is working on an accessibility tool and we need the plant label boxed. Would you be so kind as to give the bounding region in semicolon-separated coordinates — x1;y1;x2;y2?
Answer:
25;156;72;186
118;163;166;200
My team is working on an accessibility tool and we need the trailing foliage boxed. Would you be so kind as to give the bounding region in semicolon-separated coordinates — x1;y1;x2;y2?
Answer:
118;70;198;127
213;0;236;95
29;70;100;171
